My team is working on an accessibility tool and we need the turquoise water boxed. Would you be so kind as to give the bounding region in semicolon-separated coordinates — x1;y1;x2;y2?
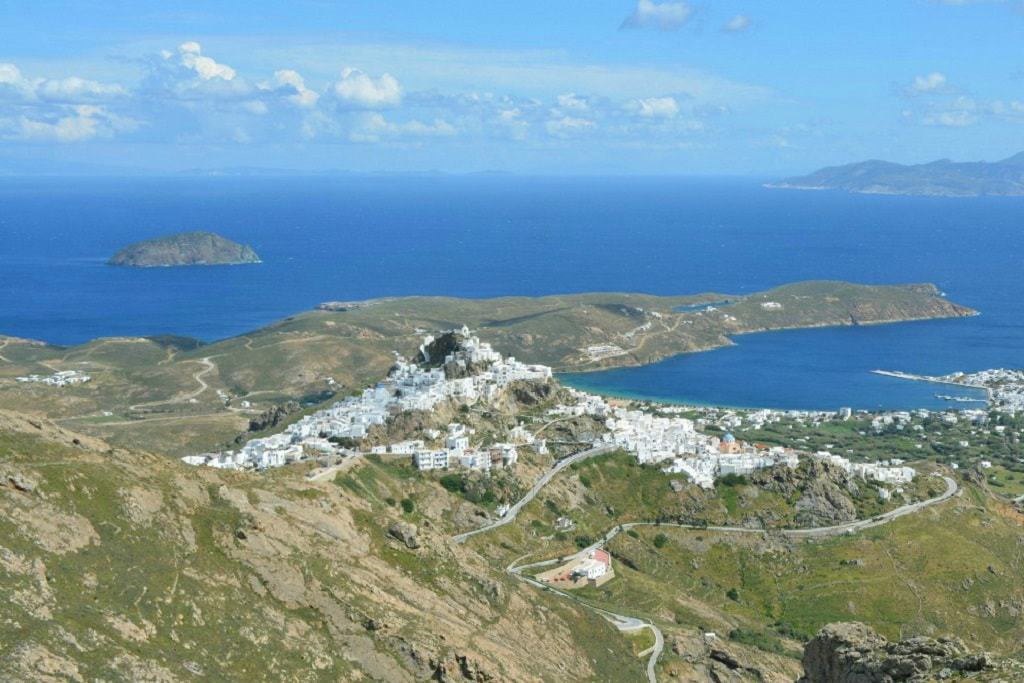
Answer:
1;175;1021;410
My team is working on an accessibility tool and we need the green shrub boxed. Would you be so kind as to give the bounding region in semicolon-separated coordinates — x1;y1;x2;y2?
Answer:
439;474;463;493
400;498;414;514
574;535;594;549
653;533;669;549
719;473;748;487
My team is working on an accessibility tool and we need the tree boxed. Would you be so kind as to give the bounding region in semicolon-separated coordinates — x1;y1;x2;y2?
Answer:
653;533;669;549
400;498;415;514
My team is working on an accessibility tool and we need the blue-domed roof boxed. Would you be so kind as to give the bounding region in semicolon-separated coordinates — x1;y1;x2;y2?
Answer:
723;433;736;443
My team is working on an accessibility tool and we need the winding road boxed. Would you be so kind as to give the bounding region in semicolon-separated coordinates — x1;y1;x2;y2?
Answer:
456;457;959;683
451;444;614;543
128;356;217;411
506;554;664;683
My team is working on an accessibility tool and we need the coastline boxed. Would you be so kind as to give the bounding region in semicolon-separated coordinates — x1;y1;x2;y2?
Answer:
560;309;980;376
871;370;994;402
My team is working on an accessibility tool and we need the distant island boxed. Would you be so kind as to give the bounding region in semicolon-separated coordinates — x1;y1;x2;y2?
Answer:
769;151;1024;197
108;231;261;268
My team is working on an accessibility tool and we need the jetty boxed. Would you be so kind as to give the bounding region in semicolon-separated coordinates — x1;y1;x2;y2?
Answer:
872;369;992;403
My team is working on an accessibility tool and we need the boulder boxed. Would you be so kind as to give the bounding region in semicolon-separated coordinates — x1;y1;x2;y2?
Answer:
388;521;420;550
6;472;38;493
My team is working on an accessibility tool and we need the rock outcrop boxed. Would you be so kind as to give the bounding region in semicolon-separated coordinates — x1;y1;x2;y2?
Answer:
751;460;859;527
798;622;991;682
388;521;420;549
240;401;301;440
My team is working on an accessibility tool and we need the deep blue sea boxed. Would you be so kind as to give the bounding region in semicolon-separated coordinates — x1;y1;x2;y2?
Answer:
1;175;1022;411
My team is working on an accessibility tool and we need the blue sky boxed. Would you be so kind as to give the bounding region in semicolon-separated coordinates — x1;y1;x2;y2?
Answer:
2;0;1024;175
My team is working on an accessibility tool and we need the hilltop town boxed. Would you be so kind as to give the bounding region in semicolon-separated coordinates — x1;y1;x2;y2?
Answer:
183;328;922;506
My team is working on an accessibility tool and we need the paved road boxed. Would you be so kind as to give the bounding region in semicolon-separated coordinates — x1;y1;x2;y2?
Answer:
575;475;959;556
781;475;958;538
492;474;958;683
452;444;614;543
506;555;663;683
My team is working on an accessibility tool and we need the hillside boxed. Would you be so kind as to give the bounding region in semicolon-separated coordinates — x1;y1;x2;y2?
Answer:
0;410;647;681
108;232;261;268
0;281;975;456
769;151;1024;197
2;410;1021;682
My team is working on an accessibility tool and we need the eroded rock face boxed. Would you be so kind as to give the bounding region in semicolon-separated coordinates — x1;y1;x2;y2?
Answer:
798;622;991;683
388;521;420;549
239;401;302;442
751;460;859;527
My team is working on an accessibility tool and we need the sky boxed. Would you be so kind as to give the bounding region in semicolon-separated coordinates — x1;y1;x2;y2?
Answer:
2;0;1024;175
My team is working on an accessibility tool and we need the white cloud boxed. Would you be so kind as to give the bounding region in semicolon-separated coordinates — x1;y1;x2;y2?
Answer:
36;76;127;101
0;62;127;102
496;108;529;140
621;0;693;30
255;41;770;105
332;67;402;108
14;104;137;142
0;63;36;100
626;96;680;118
921;110;975;127
175;42;237;81
908;72;948;94
349;112;455;142
915;94;1024;127
545;115;595;137
267;69;319;108
556;93;589;111
721;15;753;33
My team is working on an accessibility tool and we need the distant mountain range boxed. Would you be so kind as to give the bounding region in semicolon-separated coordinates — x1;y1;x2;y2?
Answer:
769;152;1024;197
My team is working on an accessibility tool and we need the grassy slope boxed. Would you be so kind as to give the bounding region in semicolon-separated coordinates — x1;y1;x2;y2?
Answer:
3;408;1020;681
582;486;1024;655
0;414;647;682
460;450;1023;678
468;451;939;568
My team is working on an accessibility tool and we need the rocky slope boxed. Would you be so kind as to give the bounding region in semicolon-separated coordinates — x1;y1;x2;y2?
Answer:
4;409;1024;681
798;622;1014;682
108;231;260;267
0;410;640;682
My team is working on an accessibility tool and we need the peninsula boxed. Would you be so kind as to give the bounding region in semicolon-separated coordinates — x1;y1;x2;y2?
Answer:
0;280;975;455
769;151;1024;197
108;231;261;267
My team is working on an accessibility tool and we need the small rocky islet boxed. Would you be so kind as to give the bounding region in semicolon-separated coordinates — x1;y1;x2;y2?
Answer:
107;231;261;268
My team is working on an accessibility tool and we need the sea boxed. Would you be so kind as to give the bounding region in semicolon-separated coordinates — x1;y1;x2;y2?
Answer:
1;175;1022;412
